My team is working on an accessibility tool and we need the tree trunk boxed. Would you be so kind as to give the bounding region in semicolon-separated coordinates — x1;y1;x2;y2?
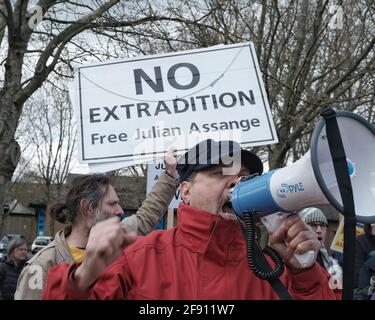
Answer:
268;142;290;169
0;0;6;48
0;96;21;218
0;96;22;233
0;181;7;234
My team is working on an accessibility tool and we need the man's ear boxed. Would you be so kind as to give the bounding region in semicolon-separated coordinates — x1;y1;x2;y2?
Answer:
180;181;192;205
79;199;93;217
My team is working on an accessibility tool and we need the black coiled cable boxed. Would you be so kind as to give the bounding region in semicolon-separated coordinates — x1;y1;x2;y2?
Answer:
243;212;284;280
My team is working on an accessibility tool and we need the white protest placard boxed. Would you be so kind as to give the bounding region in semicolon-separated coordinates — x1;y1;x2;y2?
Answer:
147;161;181;209
71;42;278;165
88;156;155;173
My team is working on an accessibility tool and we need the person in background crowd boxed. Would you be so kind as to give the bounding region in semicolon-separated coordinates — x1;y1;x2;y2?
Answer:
355;223;375;285
353;223;375;299
15;150;178;300
354;254;375;299
299;207;342;284
331;250;343;267
42;139;340;300
0;238;28;300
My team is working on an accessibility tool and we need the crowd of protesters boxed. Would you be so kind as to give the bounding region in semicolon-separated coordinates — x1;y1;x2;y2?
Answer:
0;139;372;300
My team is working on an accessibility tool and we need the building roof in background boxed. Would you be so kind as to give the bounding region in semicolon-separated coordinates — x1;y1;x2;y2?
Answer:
66;174;147;210
7;199;35;215
108;175;147;210
8;174;147;211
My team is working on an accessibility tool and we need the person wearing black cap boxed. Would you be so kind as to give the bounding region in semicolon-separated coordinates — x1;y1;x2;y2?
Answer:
42;139;340;300
176;139;264;221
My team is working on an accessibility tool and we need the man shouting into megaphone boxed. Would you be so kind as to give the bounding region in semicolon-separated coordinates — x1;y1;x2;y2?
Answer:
42;139;341;300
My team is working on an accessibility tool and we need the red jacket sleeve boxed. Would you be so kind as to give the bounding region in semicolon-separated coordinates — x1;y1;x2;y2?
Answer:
42;254;133;300
286;263;342;300
42;263;86;300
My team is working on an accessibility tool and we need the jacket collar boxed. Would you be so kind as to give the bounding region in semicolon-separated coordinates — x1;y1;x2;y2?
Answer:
176;203;246;262
53;225;75;264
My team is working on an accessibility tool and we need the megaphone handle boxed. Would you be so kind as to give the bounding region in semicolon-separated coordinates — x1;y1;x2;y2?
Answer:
260;213;316;269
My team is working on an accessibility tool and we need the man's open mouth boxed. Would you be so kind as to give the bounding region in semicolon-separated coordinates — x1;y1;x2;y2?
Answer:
222;201;233;211
219;201;237;220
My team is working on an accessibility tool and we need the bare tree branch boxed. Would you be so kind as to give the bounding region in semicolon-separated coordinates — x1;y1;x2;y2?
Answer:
325;36;375;96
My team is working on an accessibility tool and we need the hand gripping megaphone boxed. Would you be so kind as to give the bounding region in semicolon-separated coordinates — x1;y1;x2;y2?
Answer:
231;110;375;268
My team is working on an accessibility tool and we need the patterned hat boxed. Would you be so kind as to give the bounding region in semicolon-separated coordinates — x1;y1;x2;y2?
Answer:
298;207;328;226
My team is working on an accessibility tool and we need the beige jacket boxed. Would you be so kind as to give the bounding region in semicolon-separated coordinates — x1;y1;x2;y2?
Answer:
14;172;178;300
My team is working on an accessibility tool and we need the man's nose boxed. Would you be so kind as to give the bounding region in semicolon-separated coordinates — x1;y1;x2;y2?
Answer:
115;205;123;215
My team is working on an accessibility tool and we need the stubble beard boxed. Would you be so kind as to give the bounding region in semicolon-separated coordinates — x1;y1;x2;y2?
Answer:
86;209;109;234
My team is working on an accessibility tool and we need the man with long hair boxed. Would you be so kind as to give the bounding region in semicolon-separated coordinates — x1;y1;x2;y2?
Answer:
15;151;178;299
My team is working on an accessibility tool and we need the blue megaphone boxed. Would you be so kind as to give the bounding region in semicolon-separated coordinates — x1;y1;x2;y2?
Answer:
230;110;375;267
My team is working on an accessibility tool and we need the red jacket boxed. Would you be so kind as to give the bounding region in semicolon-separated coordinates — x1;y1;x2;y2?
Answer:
42;204;341;300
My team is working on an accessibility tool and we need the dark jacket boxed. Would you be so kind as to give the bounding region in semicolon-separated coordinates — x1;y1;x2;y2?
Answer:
0;260;26;300
355;234;375;287
354;255;375;300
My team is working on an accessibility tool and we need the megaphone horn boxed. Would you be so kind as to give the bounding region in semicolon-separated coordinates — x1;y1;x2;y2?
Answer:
231;110;375;269
231;110;375;223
